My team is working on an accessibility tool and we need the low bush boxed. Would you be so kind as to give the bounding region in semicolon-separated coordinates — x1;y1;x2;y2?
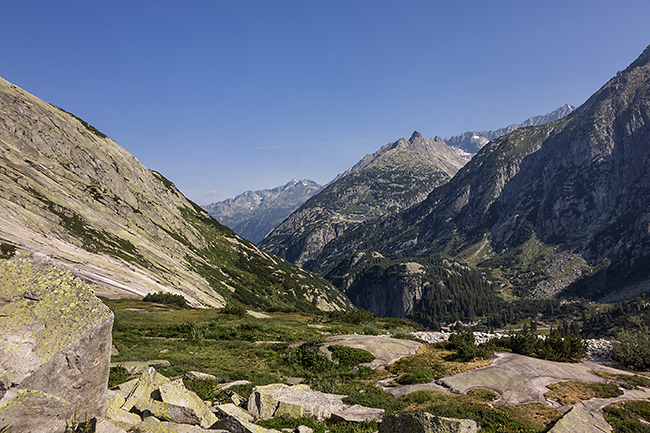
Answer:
284;340;333;373
222;303;247;316
142;291;187;308
108;365;131;388
611;328;650;371
447;328;491;361
328;345;375;367
327;309;375;324
604;400;650;433
487;329;586;362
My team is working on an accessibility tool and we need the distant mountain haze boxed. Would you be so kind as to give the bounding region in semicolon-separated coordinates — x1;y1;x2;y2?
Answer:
202;179;323;243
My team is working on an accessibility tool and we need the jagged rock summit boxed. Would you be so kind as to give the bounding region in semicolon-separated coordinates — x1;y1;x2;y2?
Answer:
203;178;323;244
0;76;350;312
259;131;470;268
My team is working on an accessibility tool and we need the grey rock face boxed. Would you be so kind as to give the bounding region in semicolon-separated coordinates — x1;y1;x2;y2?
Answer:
378;412;478;433
260;132;469;269
0;75;351;313
247;383;349;421
203;179;323;244
0;256;113;431
445;104;576;154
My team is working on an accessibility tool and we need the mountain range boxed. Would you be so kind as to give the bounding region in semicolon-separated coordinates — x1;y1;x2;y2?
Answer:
445;104;576;154
212;104;574;250
259;132;470;268
203;179;323;243
260;45;650;322
0;76;350;312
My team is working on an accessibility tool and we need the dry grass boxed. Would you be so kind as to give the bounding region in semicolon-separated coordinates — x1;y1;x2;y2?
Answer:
398;389;560;431
498;403;562;429
544;380;622;405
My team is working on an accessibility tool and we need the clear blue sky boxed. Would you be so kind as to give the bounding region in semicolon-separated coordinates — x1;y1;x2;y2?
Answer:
2;1;649;203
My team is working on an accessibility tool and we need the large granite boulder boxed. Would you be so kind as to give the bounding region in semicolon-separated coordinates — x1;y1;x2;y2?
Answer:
247;384;348;421
0;256;114;432
378;412;478;433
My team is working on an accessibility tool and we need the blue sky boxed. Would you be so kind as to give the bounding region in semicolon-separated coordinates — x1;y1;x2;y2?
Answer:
2;1;649;203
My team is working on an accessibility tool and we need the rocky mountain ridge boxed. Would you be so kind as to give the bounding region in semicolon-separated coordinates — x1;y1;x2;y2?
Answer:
259;131;470;268
306;44;650;314
203;179;323;244
0;76;350;312
445;103;576;154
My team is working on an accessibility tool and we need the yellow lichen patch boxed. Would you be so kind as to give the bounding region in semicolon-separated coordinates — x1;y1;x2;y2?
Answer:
0;256;112;364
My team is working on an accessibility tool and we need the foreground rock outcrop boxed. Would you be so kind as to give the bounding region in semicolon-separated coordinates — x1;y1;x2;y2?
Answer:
378;412;478;433
247;383;352;421
0;256;113;432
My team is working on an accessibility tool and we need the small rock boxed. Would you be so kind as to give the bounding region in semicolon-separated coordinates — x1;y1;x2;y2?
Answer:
217;379;252;391
111;345;120;357
331;404;384;423
135;416;221;432
158;378;219;428
378;412;478;433
96;419;128;433
185;370;218;381
226;389;247;407
295;426;314;433
105;391;142;428
283;377;303;385
112;360;171;374
212;415;282;433
214;402;255;423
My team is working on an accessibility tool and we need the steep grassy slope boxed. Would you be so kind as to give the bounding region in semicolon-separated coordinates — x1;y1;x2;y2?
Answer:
0;76;351;312
307;44;650;315
260;132;469;268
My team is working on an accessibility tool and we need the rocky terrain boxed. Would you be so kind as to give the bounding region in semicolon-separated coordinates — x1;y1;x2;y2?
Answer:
445;104;576;154
301;44;650;319
203;179;323;244
0;76;350;312
260;132;470;268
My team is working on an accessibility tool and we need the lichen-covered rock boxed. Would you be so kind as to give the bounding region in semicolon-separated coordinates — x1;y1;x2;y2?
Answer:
212;415;281;433
105;391;143;429
112;378;140;399
214;403;255;424
378;412;478;433
0;389;72;433
122;367;171;411
247;384;347;420
121;368;218;427
132;416;225;433
0;257;113;430
96;418;129;433
159;379;218;427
